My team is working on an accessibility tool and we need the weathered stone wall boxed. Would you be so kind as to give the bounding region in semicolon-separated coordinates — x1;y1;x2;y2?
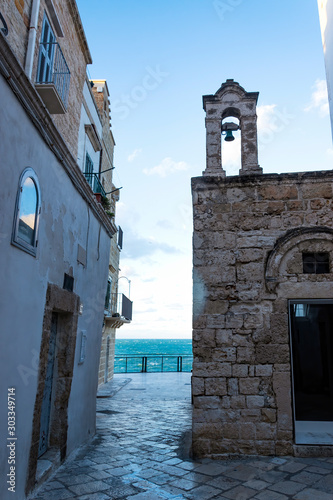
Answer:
1;0;31;66
98;328;116;385
192;170;333;457
1;0;92;159
91;81;121;387
98;228;120;386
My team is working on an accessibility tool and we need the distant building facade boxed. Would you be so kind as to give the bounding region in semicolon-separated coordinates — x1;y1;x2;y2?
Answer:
192;80;333;458
85;80;132;385
0;1;119;497
318;0;333;141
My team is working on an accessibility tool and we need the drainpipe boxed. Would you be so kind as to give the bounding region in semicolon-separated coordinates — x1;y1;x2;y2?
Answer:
25;0;40;79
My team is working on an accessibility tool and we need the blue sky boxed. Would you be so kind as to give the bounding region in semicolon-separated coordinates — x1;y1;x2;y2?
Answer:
77;0;332;339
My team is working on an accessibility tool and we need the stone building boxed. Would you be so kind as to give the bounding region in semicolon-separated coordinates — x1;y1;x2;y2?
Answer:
0;1;118;498
192;79;333;458
87;79;133;386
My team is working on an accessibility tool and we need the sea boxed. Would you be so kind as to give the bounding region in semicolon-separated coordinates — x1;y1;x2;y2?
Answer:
114;338;193;374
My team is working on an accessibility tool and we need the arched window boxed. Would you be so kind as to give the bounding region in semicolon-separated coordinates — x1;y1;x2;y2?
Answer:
12;168;41;256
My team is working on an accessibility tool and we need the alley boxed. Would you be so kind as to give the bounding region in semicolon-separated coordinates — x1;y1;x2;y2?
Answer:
32;373;333;500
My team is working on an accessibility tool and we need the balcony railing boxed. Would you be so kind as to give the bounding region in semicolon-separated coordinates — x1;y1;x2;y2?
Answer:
84;172;106;197
105;293;133;327
35;42;70;114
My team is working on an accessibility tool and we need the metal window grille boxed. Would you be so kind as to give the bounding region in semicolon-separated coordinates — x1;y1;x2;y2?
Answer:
302;252;330;274
36;14;70;109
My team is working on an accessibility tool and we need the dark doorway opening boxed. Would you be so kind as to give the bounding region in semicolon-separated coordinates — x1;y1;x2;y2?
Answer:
38;313;58;457
289;300;333;444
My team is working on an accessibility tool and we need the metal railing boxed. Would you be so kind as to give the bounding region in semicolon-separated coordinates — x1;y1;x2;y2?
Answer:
120;294;132;321
36;42;70;109
114;355;193;373
84;172;106;197
105;293;132;321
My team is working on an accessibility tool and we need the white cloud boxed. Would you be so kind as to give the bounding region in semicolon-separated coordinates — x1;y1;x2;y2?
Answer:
122;230;181;259
143;157;190;177
257;104;294;147
127;148;142;162
257;104;278;131
304;79;329;116
117;253;192;339
156;219;174;230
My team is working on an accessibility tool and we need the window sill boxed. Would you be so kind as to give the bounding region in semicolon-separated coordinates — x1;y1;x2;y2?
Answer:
11;238;37;257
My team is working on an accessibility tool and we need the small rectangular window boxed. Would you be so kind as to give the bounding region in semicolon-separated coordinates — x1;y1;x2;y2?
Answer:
118;226;123;250
78;331;87;364
63;273;74;292
104;277;112;312
302;252;330;274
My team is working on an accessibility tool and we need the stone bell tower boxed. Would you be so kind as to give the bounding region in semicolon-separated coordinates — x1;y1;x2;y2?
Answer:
192;79;333;458
203;79;262;176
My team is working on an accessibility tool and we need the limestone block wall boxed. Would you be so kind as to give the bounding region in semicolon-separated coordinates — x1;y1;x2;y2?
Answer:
192;170;333;457
98;328;116;385
1;0;32;67
98;236;120;387
91;81;120;387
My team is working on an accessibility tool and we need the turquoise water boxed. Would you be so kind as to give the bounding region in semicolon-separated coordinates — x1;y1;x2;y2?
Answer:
114;338;193;373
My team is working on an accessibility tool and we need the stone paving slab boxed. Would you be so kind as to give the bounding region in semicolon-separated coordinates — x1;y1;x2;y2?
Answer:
31;373;333;500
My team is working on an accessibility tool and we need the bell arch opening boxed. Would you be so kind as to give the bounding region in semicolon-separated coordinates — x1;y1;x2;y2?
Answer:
221;116;241;175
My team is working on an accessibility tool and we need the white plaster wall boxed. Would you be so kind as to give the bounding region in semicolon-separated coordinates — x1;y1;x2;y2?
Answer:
318;0;333;142
0;74;110;499
83;81;103;138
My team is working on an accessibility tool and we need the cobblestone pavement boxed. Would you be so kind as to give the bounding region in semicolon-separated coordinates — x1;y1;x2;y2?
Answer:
32;373;333;500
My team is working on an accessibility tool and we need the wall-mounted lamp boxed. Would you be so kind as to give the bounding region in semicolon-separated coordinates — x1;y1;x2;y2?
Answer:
117;276;131;298
105;187;123;195
100;167;115;174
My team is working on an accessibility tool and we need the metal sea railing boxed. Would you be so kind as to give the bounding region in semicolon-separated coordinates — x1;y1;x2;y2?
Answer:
114;355;193;373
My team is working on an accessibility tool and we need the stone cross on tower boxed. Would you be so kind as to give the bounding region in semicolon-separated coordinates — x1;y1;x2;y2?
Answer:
203;79;263;176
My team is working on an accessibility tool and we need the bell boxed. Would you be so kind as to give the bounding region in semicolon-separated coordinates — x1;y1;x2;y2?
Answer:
224;130;235;142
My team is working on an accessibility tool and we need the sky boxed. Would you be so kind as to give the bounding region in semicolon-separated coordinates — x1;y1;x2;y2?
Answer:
76;0;332;339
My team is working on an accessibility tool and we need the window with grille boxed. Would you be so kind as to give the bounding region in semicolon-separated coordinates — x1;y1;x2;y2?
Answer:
37;14;56;84
35;12;70;113
84;153;94;187
302;252;330;274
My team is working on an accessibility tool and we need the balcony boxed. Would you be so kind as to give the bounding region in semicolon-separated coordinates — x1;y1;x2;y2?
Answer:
105;293;133;328
35;42;70;114
84;172;106;200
